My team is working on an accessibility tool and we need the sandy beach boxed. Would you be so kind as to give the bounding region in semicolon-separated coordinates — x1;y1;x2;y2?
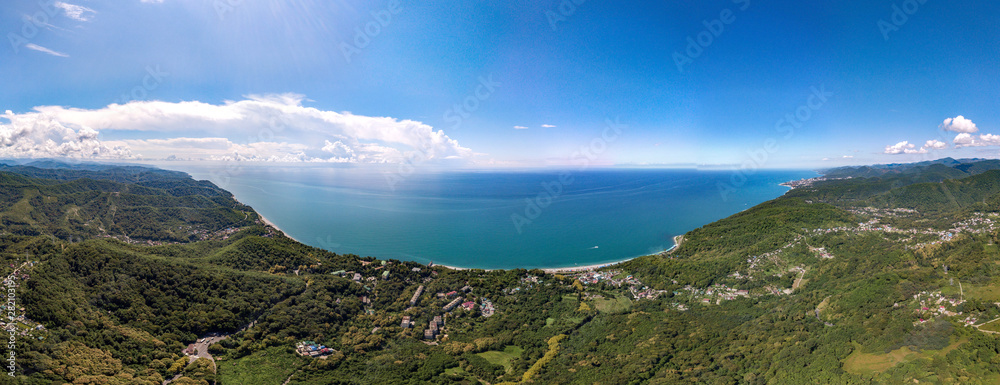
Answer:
540;260;630;274
257;213;303;243
435;260;630;274
437;235;685;274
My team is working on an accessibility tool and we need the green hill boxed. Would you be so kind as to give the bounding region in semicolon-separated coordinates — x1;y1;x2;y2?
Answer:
3;162;1000;384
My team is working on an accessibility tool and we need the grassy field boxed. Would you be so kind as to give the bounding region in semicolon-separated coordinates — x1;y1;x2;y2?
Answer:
592;293;632;313
980;319;1000;333
938;278;1000;302
477;345;523;373
842;338;967;375
443;366;467;376
217;346;307;384
965;281;1000;302
544;294;586;327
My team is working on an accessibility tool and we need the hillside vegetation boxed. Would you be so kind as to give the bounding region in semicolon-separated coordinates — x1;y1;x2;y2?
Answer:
2;160;1000;384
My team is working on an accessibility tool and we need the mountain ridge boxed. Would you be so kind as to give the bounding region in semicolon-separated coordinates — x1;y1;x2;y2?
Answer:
3;160;1000;384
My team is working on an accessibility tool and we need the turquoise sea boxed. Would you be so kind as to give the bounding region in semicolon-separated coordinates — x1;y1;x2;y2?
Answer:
178;166;817;270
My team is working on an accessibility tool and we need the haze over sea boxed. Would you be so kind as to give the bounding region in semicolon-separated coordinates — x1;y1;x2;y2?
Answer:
180;167;817;270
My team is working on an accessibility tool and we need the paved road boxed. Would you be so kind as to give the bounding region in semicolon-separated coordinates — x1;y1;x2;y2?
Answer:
189;335;228;362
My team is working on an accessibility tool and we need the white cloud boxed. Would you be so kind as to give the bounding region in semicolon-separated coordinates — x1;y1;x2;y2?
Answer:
24;44;68;57
321;140;354;157
885;138;952;154
842;155;854;158
954;133;975;147
118;137;332;163
954;133;1000;148
884;141;926;155
54;2;95;21
541;124;556;128
0;111;134;159
923;139;947;150
940;115;978;133
2;95;474;164
140;0;164;3
513;126;528;130
323;140;357;163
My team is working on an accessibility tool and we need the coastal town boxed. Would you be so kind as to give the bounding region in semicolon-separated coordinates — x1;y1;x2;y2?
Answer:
272;199;1000;358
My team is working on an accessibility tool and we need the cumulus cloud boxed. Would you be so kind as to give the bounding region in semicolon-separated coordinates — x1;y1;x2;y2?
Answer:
54;2;96;21
541;124;556;128
24;44;68;57
954;133;1000;148
842;155;854;158
954;133;975;147
0;110;134;159
940;115;978;133
884;139;951;155
513;126;528;130
117;137;343;163
981;134;1000;145
923;139;947;150
884;141;926;155
2;95;474;164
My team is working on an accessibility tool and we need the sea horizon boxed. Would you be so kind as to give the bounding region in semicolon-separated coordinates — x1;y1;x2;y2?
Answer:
173;165;819;270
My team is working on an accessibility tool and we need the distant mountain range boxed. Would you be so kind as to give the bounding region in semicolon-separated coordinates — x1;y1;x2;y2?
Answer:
821;157;1000;179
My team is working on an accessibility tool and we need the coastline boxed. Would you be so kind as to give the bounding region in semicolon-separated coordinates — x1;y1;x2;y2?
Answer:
209;170;800;273
257;212;303;244
435;260;632;274
438;236;684;273
254;212;677;273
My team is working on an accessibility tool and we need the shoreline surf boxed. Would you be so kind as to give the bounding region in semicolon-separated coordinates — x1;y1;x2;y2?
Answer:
435;235;685;272
205;169;814;271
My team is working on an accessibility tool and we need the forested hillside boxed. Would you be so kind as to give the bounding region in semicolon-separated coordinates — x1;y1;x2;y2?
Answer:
2;161;1000;384
0;163;256;243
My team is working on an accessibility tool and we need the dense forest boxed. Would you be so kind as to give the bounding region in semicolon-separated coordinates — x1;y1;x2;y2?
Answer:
2;160;1000;384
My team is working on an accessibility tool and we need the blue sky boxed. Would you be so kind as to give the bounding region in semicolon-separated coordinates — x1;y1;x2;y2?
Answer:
2;0;999;169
